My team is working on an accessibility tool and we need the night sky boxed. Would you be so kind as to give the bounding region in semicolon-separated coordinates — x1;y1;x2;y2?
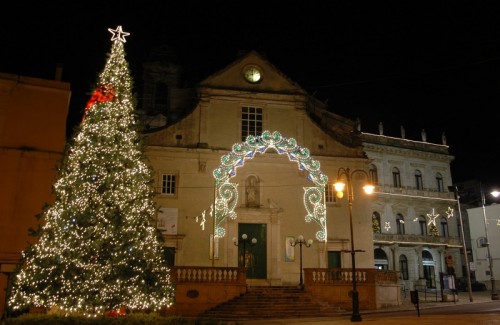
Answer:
2;1;500;188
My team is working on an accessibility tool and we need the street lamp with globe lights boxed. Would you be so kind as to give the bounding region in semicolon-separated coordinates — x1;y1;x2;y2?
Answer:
334;167;374;322
233;234;257;269
289;235;313;288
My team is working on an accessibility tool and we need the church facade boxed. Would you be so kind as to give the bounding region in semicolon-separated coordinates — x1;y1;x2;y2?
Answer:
141;49;461;291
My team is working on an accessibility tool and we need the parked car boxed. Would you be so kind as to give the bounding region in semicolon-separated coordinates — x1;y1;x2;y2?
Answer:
456;277;487;291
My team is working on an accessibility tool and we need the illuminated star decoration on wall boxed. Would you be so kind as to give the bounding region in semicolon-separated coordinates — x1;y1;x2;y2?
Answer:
108;25;130;43
193;204;214;231
446;206;454;219
384;222;391;232
427;208;439;226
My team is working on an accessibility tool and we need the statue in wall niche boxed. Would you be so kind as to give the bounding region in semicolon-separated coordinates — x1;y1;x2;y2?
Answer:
246;176;260;208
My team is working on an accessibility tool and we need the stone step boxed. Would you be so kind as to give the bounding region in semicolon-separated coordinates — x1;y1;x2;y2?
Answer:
197;286;344;321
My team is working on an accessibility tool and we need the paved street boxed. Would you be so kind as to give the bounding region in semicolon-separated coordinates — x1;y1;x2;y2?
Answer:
237;290;500;325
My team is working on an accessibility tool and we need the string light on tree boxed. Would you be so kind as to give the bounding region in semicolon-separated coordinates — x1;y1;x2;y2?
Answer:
7;26;174;317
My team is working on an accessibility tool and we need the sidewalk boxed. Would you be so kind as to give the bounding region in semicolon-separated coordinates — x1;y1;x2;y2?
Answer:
237;290;500;325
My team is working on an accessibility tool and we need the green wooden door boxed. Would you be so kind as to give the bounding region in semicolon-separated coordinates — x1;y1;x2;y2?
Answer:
238;223;267;279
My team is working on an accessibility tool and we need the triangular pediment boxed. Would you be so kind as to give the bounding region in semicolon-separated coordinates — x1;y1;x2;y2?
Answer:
199;50;307;95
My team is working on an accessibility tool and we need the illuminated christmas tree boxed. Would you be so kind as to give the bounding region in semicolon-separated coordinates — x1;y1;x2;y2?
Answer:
8;26;174;317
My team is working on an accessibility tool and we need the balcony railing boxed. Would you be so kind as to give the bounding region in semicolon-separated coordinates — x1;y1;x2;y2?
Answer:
374;233;461;247
374;184;455;200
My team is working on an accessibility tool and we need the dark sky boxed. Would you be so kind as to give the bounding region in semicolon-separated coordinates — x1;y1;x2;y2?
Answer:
2;1;500;188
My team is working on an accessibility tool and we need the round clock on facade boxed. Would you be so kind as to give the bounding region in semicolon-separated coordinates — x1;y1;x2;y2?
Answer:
244;66;262;83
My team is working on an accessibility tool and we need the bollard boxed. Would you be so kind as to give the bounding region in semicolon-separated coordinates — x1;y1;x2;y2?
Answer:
410;290;420;317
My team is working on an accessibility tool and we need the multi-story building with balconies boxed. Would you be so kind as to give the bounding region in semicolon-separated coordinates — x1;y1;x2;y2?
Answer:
360;128;461;292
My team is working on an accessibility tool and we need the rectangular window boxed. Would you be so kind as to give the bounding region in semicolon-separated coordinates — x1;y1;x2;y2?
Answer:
161;174;176;196
325;183;337;204
241;106;262;141
393;171;401;188
369;168;378;185
436;177;444;192
441;220;449;238
419;219;427;236
415;174;423;190
400;259;409;280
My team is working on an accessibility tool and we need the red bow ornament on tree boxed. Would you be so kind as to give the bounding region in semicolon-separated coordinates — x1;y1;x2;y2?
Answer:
82;84;116;121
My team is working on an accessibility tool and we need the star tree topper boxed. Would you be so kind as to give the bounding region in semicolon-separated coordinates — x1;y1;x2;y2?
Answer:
108;25;130;43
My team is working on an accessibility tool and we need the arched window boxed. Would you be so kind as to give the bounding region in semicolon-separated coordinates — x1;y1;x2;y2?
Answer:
392;167;401;188
422;250;436;288
415;169;423;190
419;215;427;236
440;217;449;237
399;255;409;280
374;248;388;270
369;164;378;185
372;211;381;233
396;213;405;235
436;173;444;192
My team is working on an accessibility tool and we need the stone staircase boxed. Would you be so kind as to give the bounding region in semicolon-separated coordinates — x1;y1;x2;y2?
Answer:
197;286;344;321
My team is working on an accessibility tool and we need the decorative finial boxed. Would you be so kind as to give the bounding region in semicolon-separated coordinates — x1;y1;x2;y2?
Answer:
421;129;427;142
378;122;384;135
400;125;405;139
108;25;130;43
442;132;447;145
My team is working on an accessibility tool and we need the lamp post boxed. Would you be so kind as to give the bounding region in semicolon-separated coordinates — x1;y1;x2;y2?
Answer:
233;233;257;268
450;185;474;302
481;184;499;300
334;167;374;323
289;235;313;287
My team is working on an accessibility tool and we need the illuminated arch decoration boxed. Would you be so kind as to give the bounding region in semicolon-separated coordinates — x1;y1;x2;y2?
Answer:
213;130;328;241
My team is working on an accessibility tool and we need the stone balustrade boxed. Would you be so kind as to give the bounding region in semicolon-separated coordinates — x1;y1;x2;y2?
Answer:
164;266;400;317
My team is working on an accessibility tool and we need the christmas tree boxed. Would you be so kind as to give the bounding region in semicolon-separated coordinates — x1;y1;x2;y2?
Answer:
8;26;174;317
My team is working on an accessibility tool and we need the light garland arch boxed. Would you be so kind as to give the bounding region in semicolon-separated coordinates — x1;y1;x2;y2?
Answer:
213;130;328;241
